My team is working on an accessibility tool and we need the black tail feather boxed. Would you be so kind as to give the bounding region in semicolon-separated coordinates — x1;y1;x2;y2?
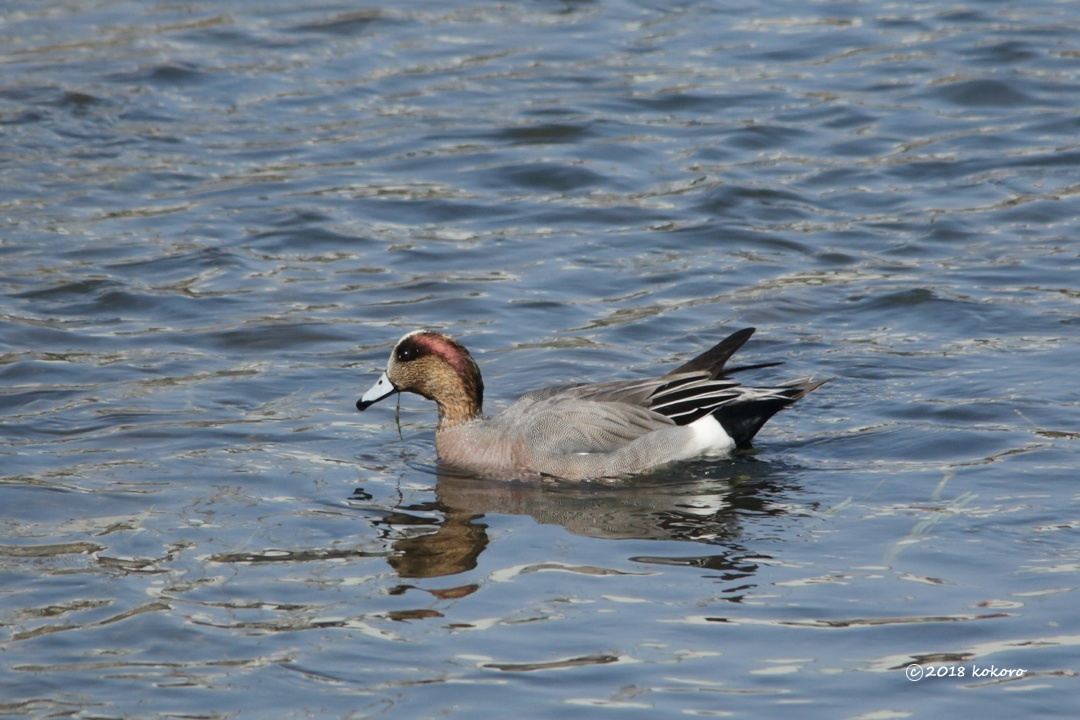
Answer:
715;399;793;449
714;379;828;449
666;327;755;378
723;361;785;375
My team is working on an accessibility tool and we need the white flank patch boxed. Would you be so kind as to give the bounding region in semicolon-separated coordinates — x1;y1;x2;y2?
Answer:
688;414;736;457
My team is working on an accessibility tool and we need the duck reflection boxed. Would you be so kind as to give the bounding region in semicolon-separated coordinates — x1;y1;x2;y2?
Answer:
353;460;796;581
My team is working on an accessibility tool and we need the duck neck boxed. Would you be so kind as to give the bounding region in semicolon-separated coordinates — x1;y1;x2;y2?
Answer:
435;392;482;430
425;343;484;431
434;362;483;430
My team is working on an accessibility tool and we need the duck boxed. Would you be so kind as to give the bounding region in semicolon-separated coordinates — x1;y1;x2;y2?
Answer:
356;327;825;481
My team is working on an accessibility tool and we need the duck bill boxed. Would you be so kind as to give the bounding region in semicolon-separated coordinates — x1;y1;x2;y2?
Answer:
356;371;397;411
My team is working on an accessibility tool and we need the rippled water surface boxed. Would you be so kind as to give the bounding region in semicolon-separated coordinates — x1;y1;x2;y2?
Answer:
3;1;1079;717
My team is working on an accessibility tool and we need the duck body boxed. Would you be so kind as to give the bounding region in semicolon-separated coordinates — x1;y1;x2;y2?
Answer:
357;328;825;481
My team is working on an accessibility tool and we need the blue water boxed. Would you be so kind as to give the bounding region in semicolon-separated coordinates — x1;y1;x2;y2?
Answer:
2;0;1079;717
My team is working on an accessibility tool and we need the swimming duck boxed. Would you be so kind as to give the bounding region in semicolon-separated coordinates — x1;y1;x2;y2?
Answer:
357;328;825;480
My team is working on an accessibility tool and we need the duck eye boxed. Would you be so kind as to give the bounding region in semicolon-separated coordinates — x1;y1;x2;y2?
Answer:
396;346;417;362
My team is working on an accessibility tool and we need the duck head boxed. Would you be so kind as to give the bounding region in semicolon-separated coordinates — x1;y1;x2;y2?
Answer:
357;330;484;429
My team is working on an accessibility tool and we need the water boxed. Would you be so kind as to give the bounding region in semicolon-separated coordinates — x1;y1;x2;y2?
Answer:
2;0;1078;717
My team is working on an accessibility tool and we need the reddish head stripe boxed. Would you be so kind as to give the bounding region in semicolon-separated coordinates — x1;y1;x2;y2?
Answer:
416;333;474;376
398;331;459;362
396;331;477;378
